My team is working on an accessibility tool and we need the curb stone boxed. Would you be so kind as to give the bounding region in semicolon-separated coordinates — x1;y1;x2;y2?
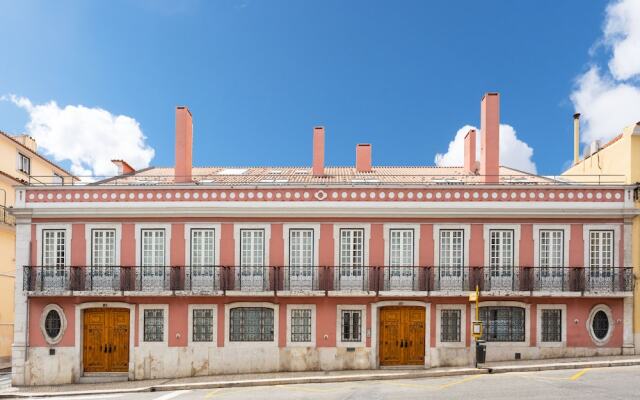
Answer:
2;359;640;398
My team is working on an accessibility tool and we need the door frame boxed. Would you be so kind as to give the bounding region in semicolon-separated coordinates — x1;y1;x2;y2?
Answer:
74;302;135;381
370;301;430;368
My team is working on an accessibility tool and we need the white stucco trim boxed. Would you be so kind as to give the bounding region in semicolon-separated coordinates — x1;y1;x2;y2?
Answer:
40;303;67;345
84;223;122;266
233;224;272;265
187;304;217;346
224;302;279;347
587;304;614;346
184;223;222;266
435;304;466;348
333;224;371;267
370;301;430;367
36;224;72;266
536;304;567;347
471;300;531;347
432;224;471;267
383;224;421;266
532;225;571;268
582;224;621;268
138;304;169;345
483;224;521;267
135;223;172;266
336;304;367;348
285;304;316;347
74;302;135;380
282;224;320;267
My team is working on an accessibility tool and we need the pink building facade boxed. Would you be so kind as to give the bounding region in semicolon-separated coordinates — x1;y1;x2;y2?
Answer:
11;94;636;385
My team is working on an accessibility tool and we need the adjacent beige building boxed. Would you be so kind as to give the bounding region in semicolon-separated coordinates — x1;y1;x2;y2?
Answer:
0;131;75;364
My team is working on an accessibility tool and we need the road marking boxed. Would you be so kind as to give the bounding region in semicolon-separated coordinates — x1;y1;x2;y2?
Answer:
204;388;221;398
152;390;191;400
569;368;590;381
277;384;347;393
438;374;483;389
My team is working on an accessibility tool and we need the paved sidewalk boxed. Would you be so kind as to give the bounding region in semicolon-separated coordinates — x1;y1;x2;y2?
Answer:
1;355;639;398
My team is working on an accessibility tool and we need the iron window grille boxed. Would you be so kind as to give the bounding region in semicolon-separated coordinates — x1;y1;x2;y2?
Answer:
341;310;362;342
440;309;461;342
290;309;312;342
143;309;164;342
592;310;610;340
229;307;274;341
44;310;62;339
479;306;525;342
541;309;562;342
192;309;214;342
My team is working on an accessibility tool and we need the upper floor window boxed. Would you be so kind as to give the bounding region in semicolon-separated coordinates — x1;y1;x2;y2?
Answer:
91;229;116;266
229;307;274;342
439;229;463;276
589;230;614;277
191;229;215;266
141;229;165;279
289;229;313;267
479;306;525;342
339;229;364;267
540;230;563;276
489;230;514;277
42;229;66;267
389;229;414;267
17;153;30;175
240;229;265;267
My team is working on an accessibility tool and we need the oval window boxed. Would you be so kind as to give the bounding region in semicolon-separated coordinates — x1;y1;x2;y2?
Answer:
44;309;62;339
591;310;609;340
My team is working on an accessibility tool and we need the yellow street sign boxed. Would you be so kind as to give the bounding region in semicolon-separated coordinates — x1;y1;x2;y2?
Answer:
469;292;477;302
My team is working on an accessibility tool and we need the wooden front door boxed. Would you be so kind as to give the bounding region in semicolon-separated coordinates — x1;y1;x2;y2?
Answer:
379;306;425;366
83;308;130;373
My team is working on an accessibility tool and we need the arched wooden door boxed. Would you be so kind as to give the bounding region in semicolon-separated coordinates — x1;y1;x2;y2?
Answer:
379;306;425;366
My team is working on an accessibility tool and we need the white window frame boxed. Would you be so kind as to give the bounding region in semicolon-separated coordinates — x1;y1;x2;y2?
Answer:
483;224;521;269
286;304;316;347
332;224;371;267
184;223;221;266
533;225;571;269
233;224;271;266
135;224;172;267
138;304;169;345
587;304;614;346
583;224;620;271
433;224;470;267
36;224;72;267
283;224;320;267
336;304;367;348
17;152;30;175
85;223;122;266
188;304;217;346
536;304;567;347
435;304;466;348
383;224;421;267
224;302;278;348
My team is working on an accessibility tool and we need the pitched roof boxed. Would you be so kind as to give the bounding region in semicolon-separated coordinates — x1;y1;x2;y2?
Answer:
0;130;77;179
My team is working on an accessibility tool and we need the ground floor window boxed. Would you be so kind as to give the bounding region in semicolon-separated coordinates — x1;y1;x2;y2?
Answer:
192;309;214;342
290;308;312;343
440;309;461;342
591;310;610;340
541;309;562;342
143;309;164;342
479;306;525;342
229;307;274;341
341;310;362;342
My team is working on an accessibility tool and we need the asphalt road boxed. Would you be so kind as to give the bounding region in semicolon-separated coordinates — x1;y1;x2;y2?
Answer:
24;365;640;400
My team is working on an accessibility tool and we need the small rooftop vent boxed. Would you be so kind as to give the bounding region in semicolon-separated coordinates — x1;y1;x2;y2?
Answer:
217;168;248;175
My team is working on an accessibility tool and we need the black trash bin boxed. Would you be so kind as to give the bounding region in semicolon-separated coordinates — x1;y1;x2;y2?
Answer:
475;340;486;364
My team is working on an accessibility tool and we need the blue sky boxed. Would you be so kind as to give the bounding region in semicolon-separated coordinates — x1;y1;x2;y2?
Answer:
1;0;638;177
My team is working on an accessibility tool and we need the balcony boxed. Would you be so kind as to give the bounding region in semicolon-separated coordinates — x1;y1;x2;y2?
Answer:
22;265;634;295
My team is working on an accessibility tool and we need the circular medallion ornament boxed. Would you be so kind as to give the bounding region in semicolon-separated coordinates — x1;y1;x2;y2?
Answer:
314;190;328;201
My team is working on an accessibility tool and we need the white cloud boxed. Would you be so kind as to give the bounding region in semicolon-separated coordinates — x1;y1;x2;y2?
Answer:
571;0;640;144
434;124;537;174
2;95;155;178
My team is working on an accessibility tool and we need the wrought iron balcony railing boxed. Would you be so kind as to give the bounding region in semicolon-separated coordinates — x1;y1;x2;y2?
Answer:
23;265;635;294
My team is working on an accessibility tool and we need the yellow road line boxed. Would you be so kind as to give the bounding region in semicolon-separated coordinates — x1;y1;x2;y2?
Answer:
204;388;221;398
569;368;590;381
438;374;483;389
